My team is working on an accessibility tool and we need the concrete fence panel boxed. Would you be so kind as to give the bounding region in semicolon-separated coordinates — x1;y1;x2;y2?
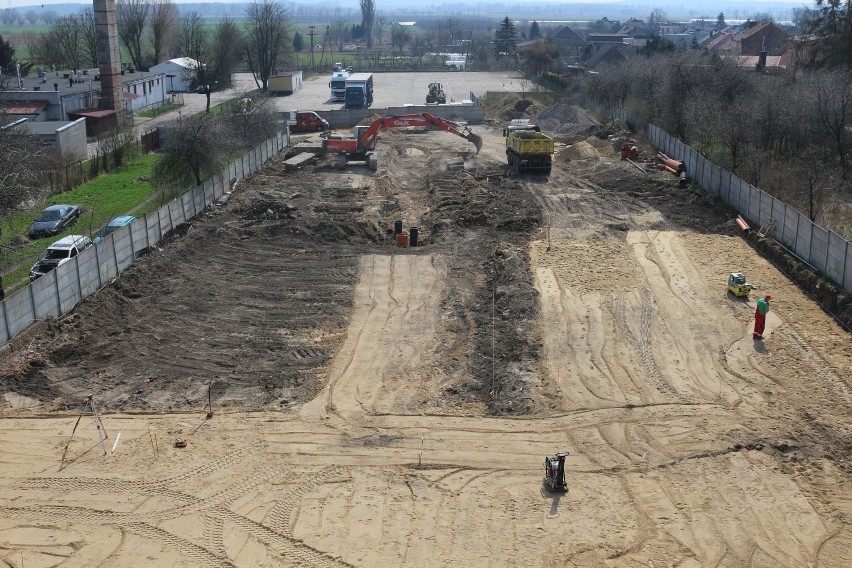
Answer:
56;260;81;314
113;228;135;272
77;246;101;298
96;236;120;283
826;232;849;289
759;191;775;229
840;238;852;290
768;196;785;241
1;131;289;344
4;286;36;340
720;170;732;205
810;225;830;273
130;216;149;254
782;204;798;245
31;274;58;320
634;115;852;295
710;163;722;195
747;185;761;222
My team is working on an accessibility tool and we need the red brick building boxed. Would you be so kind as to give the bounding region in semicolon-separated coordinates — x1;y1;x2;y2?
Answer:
734;21;788;56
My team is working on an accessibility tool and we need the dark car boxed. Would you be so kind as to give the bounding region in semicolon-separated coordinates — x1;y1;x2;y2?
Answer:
28;204;80;240
93;215;136;244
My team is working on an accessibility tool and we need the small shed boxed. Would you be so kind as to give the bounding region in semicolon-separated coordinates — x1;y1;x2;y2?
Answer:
268;71;303;96
148;58;200;93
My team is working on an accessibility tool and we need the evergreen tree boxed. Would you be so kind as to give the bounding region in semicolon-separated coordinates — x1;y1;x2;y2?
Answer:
716;12;726;29
494;17;518;58
293;30;304;52
800;0;852;69
529;20;541;40
0;35;15;73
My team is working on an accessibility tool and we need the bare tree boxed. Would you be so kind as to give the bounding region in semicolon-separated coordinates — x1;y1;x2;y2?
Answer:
180;13;243;111
53;15;85;71
360;0;375;49
330;21;347;51
79;7;99;68
518;41;559;76
117;0;150;70
221;95;280;147
244;0;291;91
390;24;410;63
0;86;52;296
28;14;87;71
154;111;233;187
150;0;179;65
807;69;852;178
95;124;138;172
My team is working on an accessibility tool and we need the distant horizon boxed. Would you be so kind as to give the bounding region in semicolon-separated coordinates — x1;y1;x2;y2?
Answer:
0;0;807;21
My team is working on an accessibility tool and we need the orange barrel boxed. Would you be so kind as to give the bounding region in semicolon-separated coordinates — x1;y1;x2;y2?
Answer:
396;231;409;247
409;227;419;247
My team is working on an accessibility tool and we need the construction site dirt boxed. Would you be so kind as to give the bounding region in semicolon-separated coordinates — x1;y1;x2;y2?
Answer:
1;116;851;567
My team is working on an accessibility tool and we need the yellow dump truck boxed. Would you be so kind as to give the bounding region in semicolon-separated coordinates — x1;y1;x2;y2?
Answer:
504;119;554;175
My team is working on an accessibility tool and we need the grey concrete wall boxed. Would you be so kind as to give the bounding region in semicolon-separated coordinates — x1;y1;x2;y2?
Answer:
645;122;852;294
0;130;290;344
54;118;87;162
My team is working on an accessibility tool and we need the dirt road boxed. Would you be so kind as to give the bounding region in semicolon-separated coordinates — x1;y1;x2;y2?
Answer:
1;119;851;566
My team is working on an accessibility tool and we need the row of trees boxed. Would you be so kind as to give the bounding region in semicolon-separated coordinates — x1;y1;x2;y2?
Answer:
582;53;851;224
20;0;293;98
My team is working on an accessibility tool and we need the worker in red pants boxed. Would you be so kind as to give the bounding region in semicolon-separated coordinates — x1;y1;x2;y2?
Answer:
753;294;772;339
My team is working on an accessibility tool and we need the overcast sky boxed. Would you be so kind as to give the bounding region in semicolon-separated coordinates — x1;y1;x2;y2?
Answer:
1;0;810;15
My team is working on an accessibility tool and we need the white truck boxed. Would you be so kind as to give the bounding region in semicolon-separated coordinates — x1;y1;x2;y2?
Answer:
329;70;349;102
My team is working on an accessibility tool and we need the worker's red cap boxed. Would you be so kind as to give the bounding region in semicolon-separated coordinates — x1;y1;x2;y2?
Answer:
765;294;772;300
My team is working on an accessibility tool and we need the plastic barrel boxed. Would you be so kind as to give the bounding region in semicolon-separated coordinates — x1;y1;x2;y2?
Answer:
395;232;409;247
394;220;403;235
409;227;419;247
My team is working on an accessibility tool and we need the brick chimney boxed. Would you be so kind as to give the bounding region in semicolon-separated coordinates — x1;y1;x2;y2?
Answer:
94;0;123;120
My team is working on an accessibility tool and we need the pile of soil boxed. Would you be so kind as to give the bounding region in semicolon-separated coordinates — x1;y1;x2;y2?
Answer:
487;93;548;121
531;103;600;136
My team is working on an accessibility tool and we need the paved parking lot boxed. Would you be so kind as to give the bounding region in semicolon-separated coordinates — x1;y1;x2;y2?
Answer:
131;71;525;135
267;71;526;111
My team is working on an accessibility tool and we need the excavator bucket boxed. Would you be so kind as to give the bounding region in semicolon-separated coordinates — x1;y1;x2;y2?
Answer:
468;133;483;155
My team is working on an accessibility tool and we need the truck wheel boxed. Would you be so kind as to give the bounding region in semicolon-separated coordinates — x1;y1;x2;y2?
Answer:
367;153;378;171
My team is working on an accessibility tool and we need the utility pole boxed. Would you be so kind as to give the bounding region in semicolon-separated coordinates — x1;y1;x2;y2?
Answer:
308;25;316;72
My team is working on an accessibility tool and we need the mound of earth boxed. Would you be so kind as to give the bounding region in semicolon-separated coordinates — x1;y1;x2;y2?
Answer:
531;103;601;136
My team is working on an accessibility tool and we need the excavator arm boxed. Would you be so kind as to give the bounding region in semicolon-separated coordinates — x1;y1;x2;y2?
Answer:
356;113;482;154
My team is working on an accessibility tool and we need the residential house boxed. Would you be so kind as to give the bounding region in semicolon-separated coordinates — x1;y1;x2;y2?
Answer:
733;21;788;56
587;33;629;44
584;44;631;68
546;26;585;65
617;18;648;38
705;31;735;53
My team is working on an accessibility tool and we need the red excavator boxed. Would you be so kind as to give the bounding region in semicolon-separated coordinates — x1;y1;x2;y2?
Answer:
322;112;482;171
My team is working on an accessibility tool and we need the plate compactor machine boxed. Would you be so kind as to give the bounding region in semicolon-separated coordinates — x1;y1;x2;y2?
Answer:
727;272;758;298
543;452;569;492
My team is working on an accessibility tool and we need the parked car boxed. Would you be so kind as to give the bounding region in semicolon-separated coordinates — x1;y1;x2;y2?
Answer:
93;215;137;244
29;235;93;281
27;204;80;240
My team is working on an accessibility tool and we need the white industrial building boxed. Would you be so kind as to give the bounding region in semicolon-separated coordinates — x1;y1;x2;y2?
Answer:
148;58;200;93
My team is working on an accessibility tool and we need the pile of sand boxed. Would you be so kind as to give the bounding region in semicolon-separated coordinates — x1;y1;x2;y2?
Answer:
560;141;601;160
